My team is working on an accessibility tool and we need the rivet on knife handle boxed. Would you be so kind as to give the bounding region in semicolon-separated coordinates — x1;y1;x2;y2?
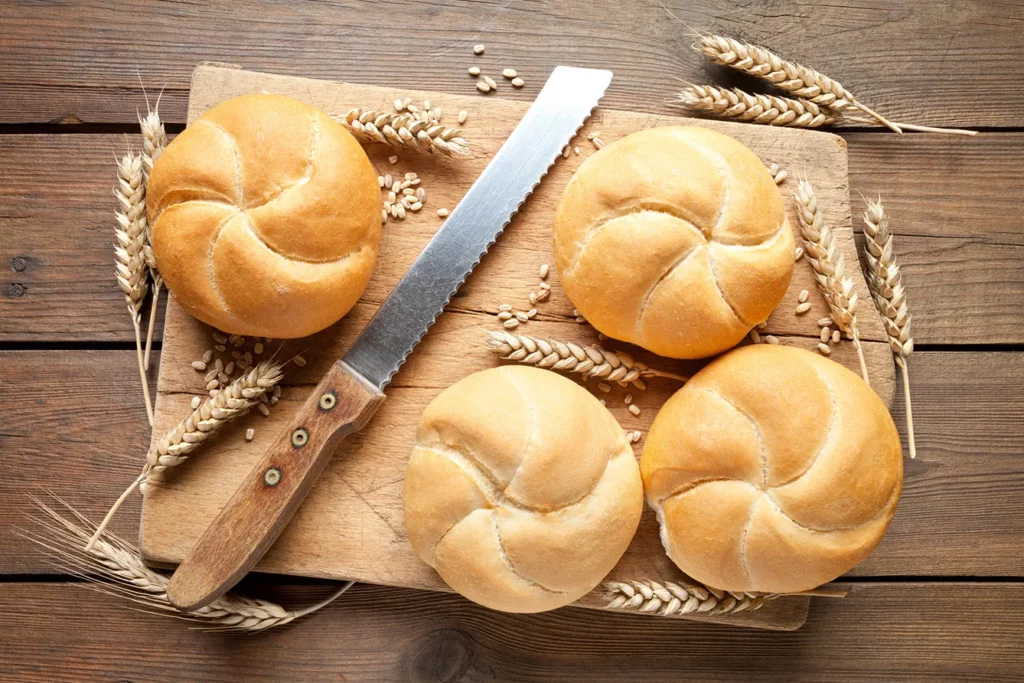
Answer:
166;360;384;611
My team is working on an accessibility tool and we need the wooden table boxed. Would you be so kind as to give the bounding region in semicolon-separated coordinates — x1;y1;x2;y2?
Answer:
1;1;1022;680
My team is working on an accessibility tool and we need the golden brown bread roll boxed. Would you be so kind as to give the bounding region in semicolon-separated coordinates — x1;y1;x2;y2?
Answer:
552;126;794;359
404;366;643;613
147;93;381;338
641;345;902;593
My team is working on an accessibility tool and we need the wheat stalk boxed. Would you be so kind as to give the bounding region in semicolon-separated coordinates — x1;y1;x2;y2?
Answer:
695;34;902;134
862;198;917;458
676;84;976;136
677;85;839;128
23;495;350;631
139;105;168;371
332;109;469;156
487;330;688;387
603;579;777;616
793;180;870;385
114;150;154;426
85;359;286;550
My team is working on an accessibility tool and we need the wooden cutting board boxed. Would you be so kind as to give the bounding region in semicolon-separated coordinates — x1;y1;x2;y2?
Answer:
140;63;896;631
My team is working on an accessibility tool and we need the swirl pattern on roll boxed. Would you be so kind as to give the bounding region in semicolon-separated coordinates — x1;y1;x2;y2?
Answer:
147;94;381;338
404;366;643;613
641;345;903;594
553;126;795;359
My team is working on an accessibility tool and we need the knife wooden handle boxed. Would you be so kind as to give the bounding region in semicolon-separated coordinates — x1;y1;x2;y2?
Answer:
166;360;385;612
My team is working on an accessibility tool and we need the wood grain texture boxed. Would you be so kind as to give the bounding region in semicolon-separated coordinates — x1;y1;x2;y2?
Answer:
5;130;1023;343
0;0;1020;127
132;66;900;629
1;581;1022;681
4;348;1019;579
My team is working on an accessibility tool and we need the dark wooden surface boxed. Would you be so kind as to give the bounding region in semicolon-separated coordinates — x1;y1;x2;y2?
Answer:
1;0;1022;680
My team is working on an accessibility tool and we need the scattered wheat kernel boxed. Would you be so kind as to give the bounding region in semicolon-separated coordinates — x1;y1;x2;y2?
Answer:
515;311;529;323
258;403;271;417
503;68;517;78
795;247;805;261
206;379;220;390
200;349;214;364
458;109;468;124
214;358;223;372
765;335;780;345
394;98;404;111
498;303;513;312
254;342;264;354
245;428;255;442
832;329;841;344
598;333;607;341
539;263;549;279
820;327;830;343
223;362;234;376
593;138;605;149
388;155;399;165
214;344;226;352
775;170;788;184
233;337;245;348
205;369;218;383
468;66;481;76
749;330;761;344
422;99;431;110
387;191;396;204
529;291;538;304
209;389;219;397
497;311;513;321
597;382;611;393
270;395;279;405
538;281;551;291
574;146;581;155
476;81;491;93
527;308;537;319
795;302;812;314
798;289;809;303
406;103;419;114
416;188;426;202
396;203;406;219
817;317;832;327
383;174;393;187
624;394;633;404
213;332;228;344
405;172;417;181
562;145;571;158
575;316;587;324
503;318;519;329
768;162;779;174
599;398;607;406
587;132;599;140
482;75;497;89
473;44;485;54
410;201;423;211
536;289;550;301
511;77;524;88
377;176;385;188
817;342;832;356
191;360;207;371
294;355;307;367
757;321;768;330
437;208;449;217
628;404;641;416
228;333;240;343
190;395;202;409
272;385;282;398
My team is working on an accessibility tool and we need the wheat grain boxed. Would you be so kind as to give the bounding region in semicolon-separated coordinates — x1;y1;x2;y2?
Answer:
603;579;776;616
473;44;485;54
114;150;154;426
863;198;917;458
793;180;869;384
332;109;469;156
677;84;838;128
25;495;350;631
487;330;688;387
695;34;902;133
511;77;525;88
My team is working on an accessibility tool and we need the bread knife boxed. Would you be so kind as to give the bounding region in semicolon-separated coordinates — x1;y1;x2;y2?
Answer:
166;66;613;611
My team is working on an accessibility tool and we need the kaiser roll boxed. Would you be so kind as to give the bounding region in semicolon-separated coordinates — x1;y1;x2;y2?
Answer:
404;366;643;613
147;93;381;338
641;345;902;594
552;126;795;359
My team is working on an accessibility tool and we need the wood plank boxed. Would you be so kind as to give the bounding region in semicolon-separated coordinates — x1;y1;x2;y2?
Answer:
4;127;1023;343
1;349;1022;579
0;1;1021;127
0;581;1021;681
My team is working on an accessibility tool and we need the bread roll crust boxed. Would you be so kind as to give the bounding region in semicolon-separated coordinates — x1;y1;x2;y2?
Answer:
553;126;794;359
404;366;643;613
641;345;903;593
147;93;380;338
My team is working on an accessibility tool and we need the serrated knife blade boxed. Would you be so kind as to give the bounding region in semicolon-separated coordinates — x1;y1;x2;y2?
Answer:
344;66;613;389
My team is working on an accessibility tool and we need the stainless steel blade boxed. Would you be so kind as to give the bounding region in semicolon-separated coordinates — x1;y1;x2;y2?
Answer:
343;66;612;389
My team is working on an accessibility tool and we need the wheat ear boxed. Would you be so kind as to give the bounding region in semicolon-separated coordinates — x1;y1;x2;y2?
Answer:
487;330;688;388
24;495;350;631
793;180;870;385
85;359;286;550
695;34;902;134
862;199;916;458
332;109;469;156
602;579;846;617
139;105;168;371
114;151;154;425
